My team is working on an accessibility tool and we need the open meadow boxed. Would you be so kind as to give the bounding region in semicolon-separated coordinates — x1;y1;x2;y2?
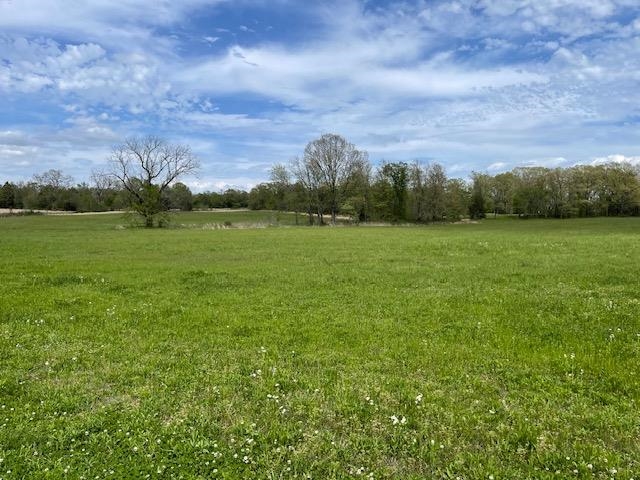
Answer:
1;212;639;479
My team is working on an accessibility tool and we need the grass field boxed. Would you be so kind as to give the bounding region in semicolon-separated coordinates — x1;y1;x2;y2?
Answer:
1;212;639;479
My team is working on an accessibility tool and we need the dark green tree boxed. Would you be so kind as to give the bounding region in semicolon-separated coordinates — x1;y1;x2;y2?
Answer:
167;182;194;211
0;182;16;209
380;162;409;222
445;178;469;220
424;163;448;221
469;173;488;219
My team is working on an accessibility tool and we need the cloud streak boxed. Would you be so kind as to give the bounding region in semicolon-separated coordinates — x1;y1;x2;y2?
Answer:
0;0;639;189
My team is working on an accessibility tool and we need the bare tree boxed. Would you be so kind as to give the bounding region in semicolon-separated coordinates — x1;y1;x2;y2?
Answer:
291;155;323;224
269;163;291;212
31;169;75;210
302;133;368;224
270;163;291;186
97;136;199;227
33;169;74;189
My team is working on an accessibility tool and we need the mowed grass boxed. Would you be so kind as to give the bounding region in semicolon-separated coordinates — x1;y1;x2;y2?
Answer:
1;212;639;479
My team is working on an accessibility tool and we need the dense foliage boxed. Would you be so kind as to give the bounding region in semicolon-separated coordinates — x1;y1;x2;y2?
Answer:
0;173;249;213
248;161;640;223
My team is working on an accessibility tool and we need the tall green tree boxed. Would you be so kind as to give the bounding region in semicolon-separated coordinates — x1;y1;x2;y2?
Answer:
424;163;448;221
379;162;409;222
0;182;16;209
341;158;372;223
601;163;640;215
512;167;548;217
167;182;194;211
490;172;516;215
445;178;469;220
469;173;488;219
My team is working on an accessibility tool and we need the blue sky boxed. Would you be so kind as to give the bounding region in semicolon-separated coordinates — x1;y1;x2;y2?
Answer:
1;0;639;191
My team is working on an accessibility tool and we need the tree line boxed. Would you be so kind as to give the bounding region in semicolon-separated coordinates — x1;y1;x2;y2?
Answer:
0;170;248;214
1;133;639;224
248;134;640;223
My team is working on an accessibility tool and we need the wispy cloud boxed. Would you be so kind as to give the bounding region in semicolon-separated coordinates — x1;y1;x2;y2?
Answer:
0;0;639;188
591;154;640;166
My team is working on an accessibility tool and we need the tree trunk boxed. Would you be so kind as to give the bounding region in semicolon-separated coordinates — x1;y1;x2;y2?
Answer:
307;205;313;225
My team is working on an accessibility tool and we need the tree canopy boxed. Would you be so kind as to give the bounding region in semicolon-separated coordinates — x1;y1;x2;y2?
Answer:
2;134;639;223
98;136;200;227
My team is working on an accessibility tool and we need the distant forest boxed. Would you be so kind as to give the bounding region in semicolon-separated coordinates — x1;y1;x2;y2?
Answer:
2;161;639;222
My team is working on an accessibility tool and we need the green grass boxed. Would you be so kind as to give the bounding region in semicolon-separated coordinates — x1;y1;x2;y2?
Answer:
174;210;304;227
1;212;639;479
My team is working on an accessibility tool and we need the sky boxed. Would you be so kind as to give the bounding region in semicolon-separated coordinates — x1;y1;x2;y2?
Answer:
1;0;639;191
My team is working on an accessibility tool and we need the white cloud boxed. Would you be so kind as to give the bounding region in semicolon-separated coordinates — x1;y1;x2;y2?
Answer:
0;119;122;182
187;177;259;193
181;112;272;130
487;162;507;171
523;157;569;168
0;147;27;156
1;0;639;187
591;154;640;166
0;0;226;50
174;39;546;113
0;37;171;112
